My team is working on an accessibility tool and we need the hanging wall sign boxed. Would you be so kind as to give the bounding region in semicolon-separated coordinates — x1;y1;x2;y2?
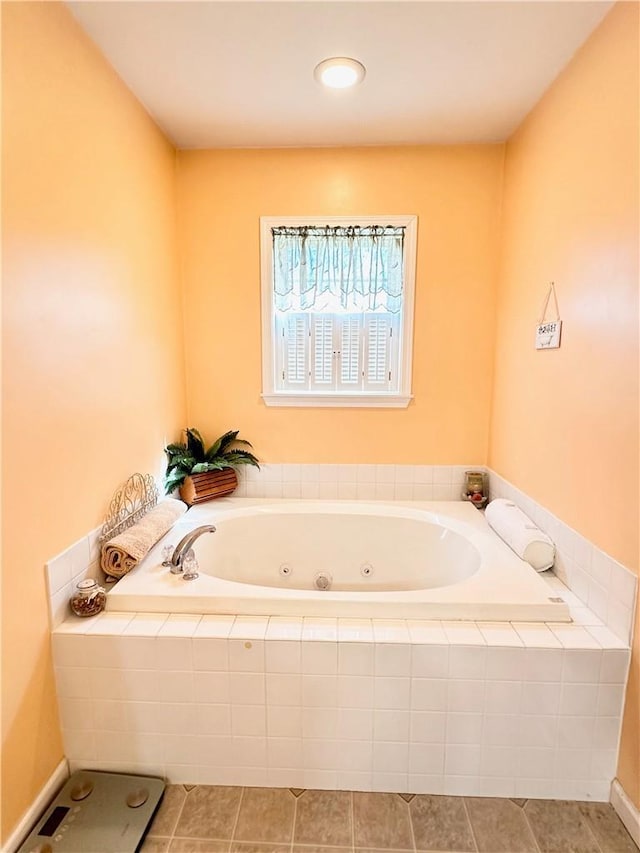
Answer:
535;282;562;350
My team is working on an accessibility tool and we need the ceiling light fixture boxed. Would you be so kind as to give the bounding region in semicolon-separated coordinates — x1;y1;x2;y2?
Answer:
314;57;366;89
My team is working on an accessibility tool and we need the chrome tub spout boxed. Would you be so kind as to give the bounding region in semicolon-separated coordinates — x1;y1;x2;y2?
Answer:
169;525;216;573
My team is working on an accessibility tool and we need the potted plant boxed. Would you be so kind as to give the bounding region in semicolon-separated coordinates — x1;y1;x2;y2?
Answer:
164;428;259;505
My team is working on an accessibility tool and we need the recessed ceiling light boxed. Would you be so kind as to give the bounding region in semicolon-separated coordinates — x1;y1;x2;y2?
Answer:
314;57;366;89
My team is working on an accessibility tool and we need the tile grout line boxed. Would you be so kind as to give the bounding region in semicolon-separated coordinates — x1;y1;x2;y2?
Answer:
167;783;191;845
581;811;606;853
229;785;246;845
170;835;238;853
171;834;236;843
460;798;479;853
520;805;543;853
171;833;354;847
231;842;352;850
290;790;298;853
406;793;417;853
350;790;355;852
522;803;610;853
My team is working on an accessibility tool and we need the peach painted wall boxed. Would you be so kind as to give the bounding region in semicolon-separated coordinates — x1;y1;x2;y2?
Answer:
2;0;638;840
1;2;185;841
489;2;639;806
177;145;504;463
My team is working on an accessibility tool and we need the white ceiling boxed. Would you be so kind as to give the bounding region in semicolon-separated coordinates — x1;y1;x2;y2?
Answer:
68;1;612;149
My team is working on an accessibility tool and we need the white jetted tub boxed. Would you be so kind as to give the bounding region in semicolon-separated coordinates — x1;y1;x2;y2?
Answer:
106;500;571;622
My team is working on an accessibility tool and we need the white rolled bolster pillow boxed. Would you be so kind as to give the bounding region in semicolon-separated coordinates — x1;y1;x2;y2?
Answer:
485;499;555;571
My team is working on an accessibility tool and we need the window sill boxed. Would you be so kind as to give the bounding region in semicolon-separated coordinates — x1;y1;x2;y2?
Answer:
262;393;413;409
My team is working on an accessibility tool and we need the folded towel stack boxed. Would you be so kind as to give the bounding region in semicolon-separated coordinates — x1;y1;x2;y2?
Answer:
484;498;555;571
101;499;187;578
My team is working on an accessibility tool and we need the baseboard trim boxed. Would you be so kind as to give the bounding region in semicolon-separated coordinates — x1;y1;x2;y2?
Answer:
611;778;640;848
2;758;69;853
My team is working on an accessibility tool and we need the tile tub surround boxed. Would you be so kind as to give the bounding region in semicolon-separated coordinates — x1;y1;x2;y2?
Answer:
45;524;105;629
44;462;636;635
52;609;630;801
44;466;477;629
234;463;478;502
487;471;638;645
46;464;637;635
139;785;639;853
47;465;636;800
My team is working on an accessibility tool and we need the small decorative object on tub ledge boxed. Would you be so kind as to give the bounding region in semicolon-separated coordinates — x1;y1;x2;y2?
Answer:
462;470;488;509
164;428;260;505
99;473;187;578
100;473;159;540
70;578;106;617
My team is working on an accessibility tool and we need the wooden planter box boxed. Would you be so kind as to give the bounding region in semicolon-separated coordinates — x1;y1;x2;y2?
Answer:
179;468;238;505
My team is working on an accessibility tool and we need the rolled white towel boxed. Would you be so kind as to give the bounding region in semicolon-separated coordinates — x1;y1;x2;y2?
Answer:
485;498;555;571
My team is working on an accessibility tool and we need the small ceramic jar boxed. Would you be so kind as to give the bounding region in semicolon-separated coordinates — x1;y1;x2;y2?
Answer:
70;578;106;617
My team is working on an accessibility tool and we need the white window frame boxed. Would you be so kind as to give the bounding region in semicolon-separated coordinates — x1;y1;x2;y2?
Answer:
260;215;417;408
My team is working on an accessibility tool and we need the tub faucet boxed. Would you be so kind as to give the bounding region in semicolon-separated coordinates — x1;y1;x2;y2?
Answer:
169;525;216;574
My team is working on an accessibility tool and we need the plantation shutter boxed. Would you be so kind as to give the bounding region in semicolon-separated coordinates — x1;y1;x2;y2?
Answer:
277;313;310;390
339;315;362;387
276;311;401;394
311;315;334;388
364;314;394;391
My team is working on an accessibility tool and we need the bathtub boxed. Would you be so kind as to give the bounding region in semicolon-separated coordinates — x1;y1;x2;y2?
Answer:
106;499;570;622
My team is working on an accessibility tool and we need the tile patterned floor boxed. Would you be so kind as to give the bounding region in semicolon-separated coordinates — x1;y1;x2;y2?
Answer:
140;786;639;853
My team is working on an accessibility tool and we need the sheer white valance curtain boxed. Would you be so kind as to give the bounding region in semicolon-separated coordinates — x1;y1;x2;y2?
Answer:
273;225;405;314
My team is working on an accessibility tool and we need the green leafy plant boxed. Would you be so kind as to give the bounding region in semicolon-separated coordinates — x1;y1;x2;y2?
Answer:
164;428;260;495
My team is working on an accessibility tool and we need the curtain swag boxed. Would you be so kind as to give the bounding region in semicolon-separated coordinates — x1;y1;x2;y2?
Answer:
272;225;405;314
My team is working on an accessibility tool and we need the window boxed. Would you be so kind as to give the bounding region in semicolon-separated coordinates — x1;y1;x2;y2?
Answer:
260;216;417;407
